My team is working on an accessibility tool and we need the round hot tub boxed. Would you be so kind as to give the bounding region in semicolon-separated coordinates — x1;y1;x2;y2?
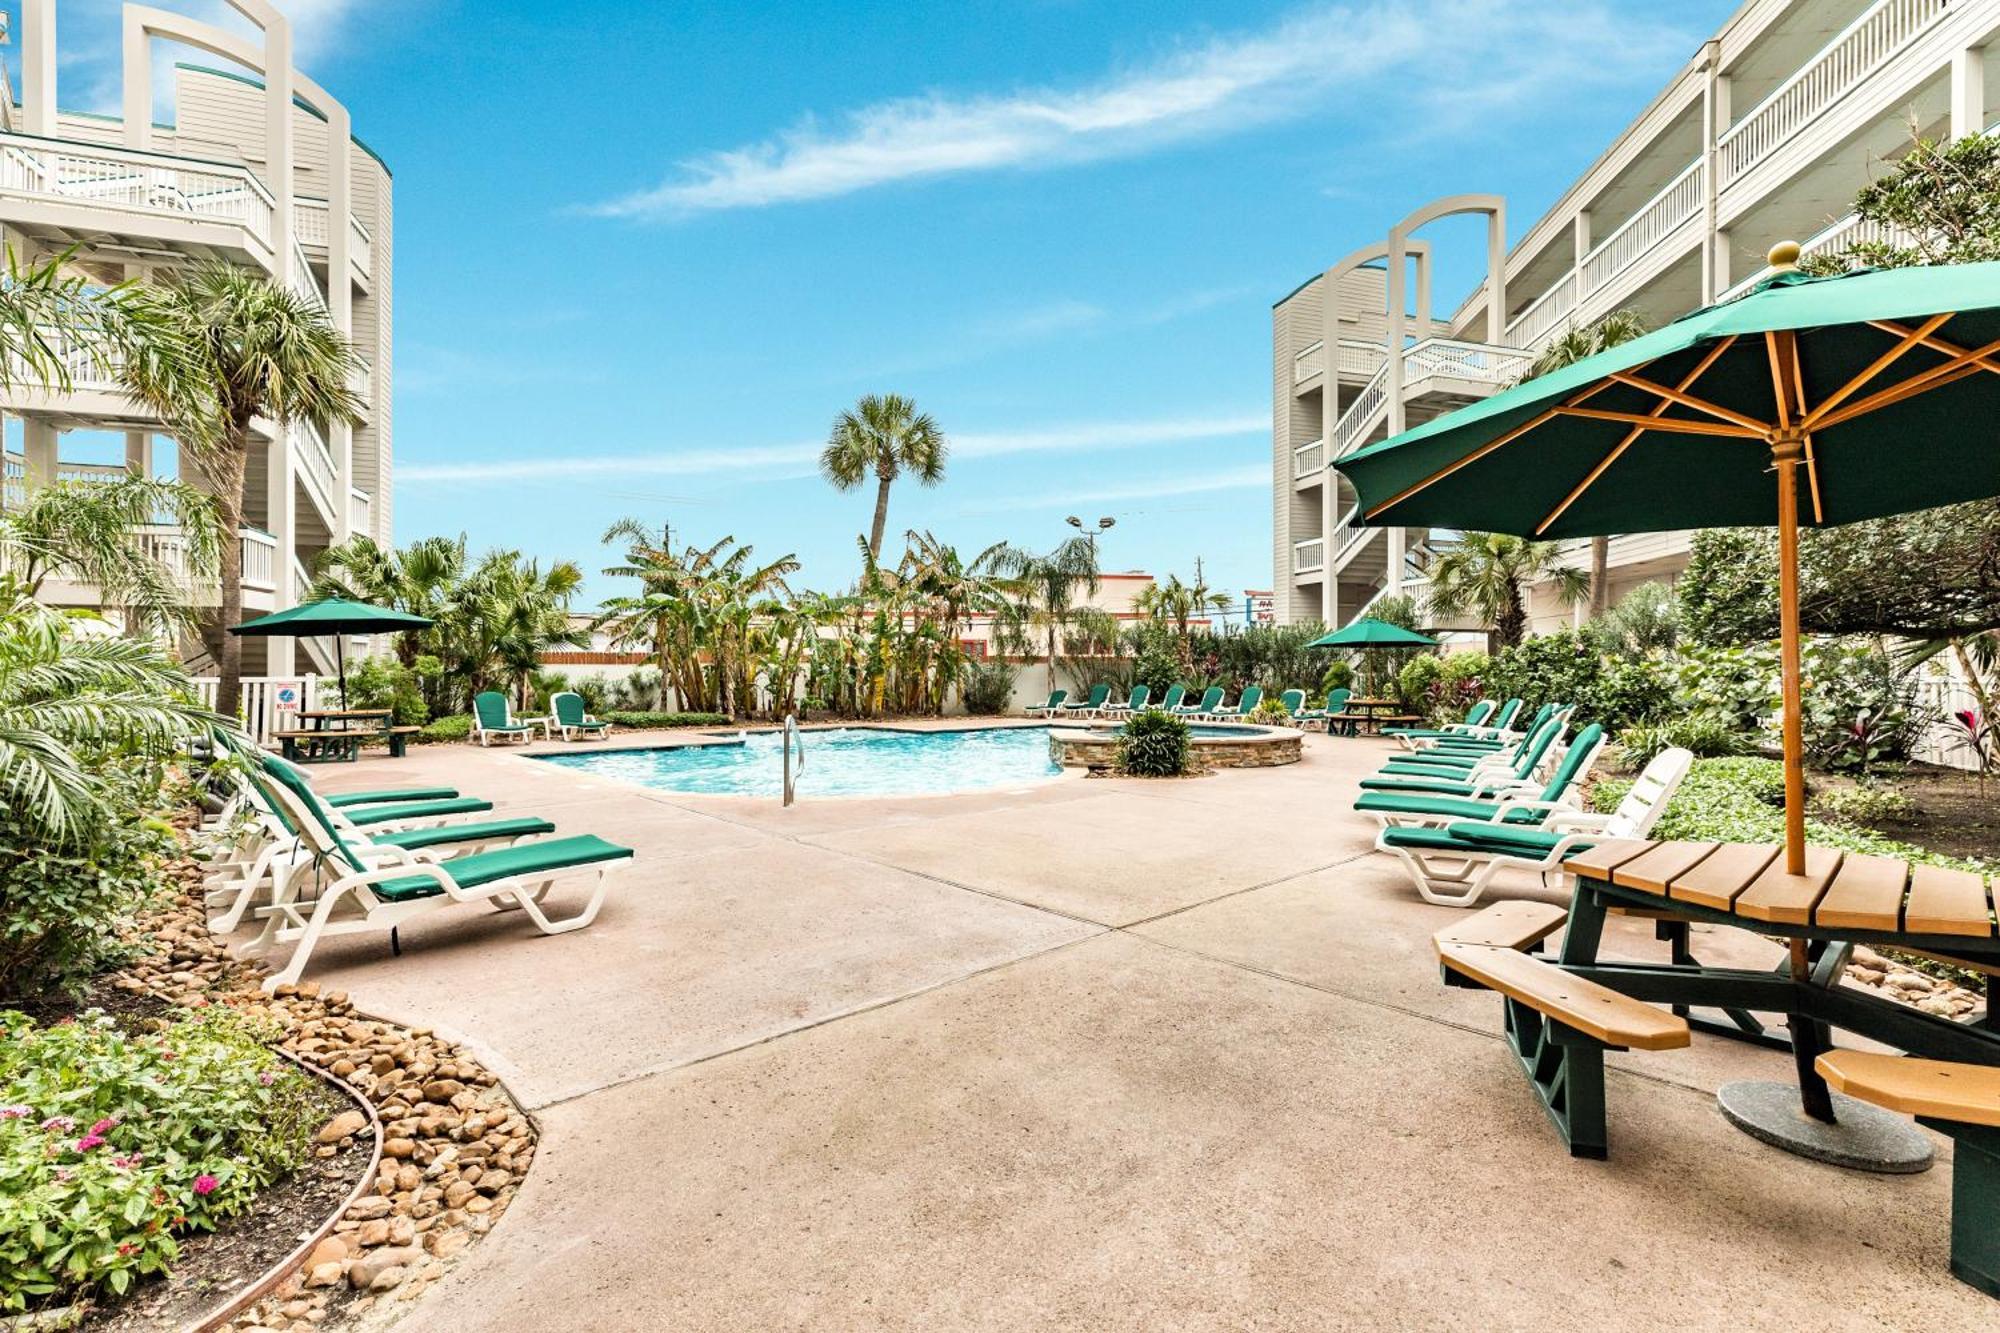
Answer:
1047;720;1302;771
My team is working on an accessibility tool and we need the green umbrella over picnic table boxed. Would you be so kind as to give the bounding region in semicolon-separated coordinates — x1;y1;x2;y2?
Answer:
1335;244;2000;879
229;597;432;696
1305;618;1439;649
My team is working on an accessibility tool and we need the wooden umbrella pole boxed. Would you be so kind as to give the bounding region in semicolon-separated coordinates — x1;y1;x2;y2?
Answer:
1773;431;1808;876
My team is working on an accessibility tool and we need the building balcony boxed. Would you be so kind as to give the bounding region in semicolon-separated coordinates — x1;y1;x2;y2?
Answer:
1292;438;1325;479
294;196;374;285
0;131;277;267
1292;538;1325;575
33;524;280;614
1324;338;1534;462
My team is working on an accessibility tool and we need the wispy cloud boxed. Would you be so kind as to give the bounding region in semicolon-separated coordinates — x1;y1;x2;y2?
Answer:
398;411;1264;485
589;0;1696;219
961;464;1269;514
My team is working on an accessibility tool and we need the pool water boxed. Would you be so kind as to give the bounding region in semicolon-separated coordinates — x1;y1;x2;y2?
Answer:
532;725;1065;798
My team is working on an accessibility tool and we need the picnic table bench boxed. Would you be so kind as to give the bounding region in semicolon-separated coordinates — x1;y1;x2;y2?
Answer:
1439;837;2000;1296
275;709;401;764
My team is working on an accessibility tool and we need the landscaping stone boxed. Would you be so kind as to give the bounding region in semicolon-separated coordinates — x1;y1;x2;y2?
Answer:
113;842;538;1333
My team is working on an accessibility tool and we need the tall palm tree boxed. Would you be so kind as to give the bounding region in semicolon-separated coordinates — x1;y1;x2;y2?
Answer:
0;475;220;635
820;393;946;561
313;533;470;670
117;261;364;717
1519;310;1649;615
1424;532;1589;652
0;587;231;844
452;551;588;708
1135;572;1231;638
0;245;124;395
993;535;1101;695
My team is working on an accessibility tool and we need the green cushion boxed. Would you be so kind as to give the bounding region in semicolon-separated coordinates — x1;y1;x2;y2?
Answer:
325;786;460;808
368;817;556;851
344;796;495;827
1377;758;1485;776
565;718;612;731
1379;823;1583;858
1353;791;1540;824
1359;776;1482;796
369;834;633;903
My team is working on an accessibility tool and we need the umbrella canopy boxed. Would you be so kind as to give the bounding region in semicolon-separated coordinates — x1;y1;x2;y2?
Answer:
229;598;432;638
1307;618;1439;649
1335;247;2000;875
229;598;432;697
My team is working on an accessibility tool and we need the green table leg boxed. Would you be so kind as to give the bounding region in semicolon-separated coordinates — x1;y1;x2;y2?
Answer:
1920;1119;2000;1298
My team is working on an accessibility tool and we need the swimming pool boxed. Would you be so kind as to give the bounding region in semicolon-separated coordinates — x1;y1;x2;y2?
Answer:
532;725;1065;798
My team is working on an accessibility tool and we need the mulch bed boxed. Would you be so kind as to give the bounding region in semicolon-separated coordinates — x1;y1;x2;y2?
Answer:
1853;765;2000;863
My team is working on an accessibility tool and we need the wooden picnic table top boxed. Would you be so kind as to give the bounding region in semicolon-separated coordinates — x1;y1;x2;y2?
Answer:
1566;838;1999;947
297;708;392;724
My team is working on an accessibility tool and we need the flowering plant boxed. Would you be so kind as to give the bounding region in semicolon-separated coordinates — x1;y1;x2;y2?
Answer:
0;1007;315;1313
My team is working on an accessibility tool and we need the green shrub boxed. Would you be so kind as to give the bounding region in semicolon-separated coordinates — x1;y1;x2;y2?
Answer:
336;656;428;727
960;661;1016;716
418;715;472;744
602;711;732;729
1117;709;1190;777
1616;715;1755;768
0;1007;316;1313
1248;697;1292;725
1812;782;1918;827
1482;630;1671;731
1132;640;1183;697
1319;659;1353;696
1396;654;1443;710
0;768;177;1002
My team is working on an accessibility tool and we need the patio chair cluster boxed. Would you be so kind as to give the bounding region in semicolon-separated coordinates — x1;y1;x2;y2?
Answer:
1025;683;1363;727
200;752;634;990
472;689;614;745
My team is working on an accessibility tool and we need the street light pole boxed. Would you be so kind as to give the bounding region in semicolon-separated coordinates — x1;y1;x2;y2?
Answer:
1065;514;1116;555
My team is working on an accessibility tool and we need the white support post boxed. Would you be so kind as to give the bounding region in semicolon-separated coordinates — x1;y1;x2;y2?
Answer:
326;102;355;542
121;12;151;151
20;0;55;135
22;419;57;492
1483;205;1506;344
266;424;295;673
1952;46;1986;141
265;16;296;287
1701;43;1726;304
124;431;151;478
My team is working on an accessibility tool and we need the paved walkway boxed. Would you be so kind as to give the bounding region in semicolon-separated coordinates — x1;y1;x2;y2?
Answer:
268;724;1993;1330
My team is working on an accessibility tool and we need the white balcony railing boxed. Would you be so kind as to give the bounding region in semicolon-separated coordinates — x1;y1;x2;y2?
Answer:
1330;504;1369;560
1503;272;1577;351
1580;159;1704;293
1293;437;1325;478
0;132;275;251
3;320;124;396
1402;338;1534;386
1293;340;1324;383
1292;538;1325;574
120;523;276;599
349;486;372;535
294;197;375;275
1332;359;1392;458
349;355;373;403
292;418;338;522
1718;0;1947;186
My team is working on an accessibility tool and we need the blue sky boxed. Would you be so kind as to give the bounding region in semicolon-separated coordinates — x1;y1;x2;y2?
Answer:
41;0;1737;611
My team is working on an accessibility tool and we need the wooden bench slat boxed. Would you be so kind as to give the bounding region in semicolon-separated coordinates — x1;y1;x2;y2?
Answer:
1667;842;1779;911
1813;854;1910;933
1436;942;1690;1050
1561;839;1656;880
1903;864;1996;938
1732;846;1844;925
1612;840;1719;896
1434;902;1568;951
1815;1051;2000;1127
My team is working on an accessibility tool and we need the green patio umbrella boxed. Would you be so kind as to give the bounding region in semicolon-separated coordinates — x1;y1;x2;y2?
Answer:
230;597;432;697
1335;245;2000;877
1305;619;1439;649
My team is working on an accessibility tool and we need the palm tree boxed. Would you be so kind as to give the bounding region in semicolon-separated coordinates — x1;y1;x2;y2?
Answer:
1424;532;1588;652
993;535;1101;695
1135;572;1231;638
1520;310;1649;616
0;475;220;635
117;261;364;718
820;393;946;562
313;533;470;670
0;246;125;395
0;587;231;844
451;551;588;708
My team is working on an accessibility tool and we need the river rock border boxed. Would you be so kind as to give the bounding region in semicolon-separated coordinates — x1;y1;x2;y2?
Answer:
104;849;538;1332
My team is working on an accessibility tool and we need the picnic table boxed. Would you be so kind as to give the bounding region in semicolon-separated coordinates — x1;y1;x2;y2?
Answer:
1336;697;1422;736
1437;837;2000;1296
273;709;418;763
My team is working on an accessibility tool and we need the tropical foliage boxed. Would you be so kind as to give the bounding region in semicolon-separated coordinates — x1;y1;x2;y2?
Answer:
1117;708;1190;777
820;393;947;561
1425;532;1587;650
0;476;220;636
118;262;364;716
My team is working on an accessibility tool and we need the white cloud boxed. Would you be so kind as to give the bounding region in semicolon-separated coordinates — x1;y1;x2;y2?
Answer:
398;411;1265;485
961;464;1269;514
590;0;1697;219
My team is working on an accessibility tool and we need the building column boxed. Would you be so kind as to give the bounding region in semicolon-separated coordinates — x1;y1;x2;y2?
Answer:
20;0;55;135
326;103;356;543
22;419;58;493
124;431;152;478
1483;204;1507;344
1952;46;1986;140
266;424;296;674
1701;42;1727;303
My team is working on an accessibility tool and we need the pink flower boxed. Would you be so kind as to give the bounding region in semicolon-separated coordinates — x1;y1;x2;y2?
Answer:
39;1116;73;1133
192;1174;218;1196
75;1133;106;1152
0;1105;29;1120
88;1117;119;1136
112;1154;139;1169
257;1071;276;1086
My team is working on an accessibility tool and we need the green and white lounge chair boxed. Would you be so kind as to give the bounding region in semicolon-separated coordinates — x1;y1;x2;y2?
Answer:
550;691;613;741
1384;699;1495;747
249;770;633;990
1375;747;1691;906
1275;689;1306;722
1154;684;1188;714
1352;725;1606;831
321;786;460;808
1204;686;1263;721
1060;684;1112;718
1100;685;1151;719
207;763;556;934
1392;698;1525;751
1370;707;1563;775
1024;689;1067;717
1394;703;1560;761
1173;687;1224;718
1359;716;1567;797
473;691;541;746
1294;687;1353;733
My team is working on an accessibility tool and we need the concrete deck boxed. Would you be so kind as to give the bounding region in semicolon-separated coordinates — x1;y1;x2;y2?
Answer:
262;724;1995;1330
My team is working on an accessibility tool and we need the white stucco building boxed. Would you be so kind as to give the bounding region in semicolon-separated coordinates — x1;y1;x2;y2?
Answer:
0;0;390;677
1275;0;1997;633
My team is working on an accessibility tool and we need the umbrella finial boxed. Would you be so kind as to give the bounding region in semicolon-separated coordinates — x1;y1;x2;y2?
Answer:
1767;240;1802;272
